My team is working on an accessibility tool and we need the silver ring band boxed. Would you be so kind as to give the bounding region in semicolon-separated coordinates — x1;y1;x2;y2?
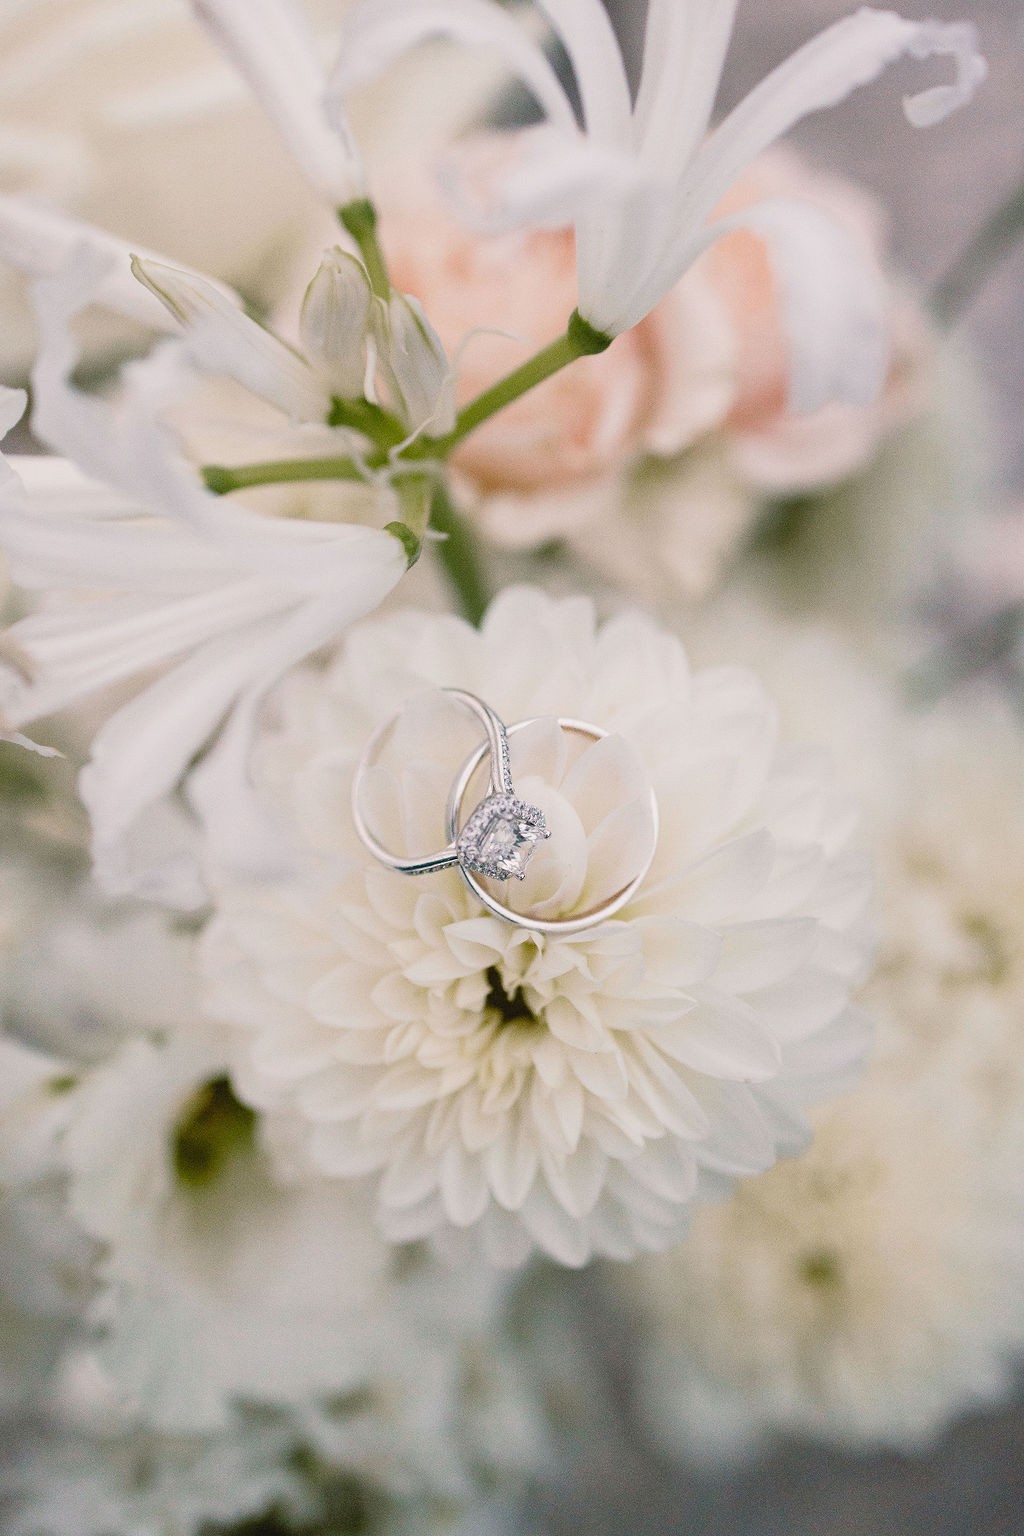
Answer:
351;690;658;932
350;688;546;878
446;717;658;933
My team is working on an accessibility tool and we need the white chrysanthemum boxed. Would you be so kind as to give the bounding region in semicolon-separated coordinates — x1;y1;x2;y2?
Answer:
613;632;1024;1457
204;587;873;1266
0;1036;95;1420
2;1415;310;1536
58;1025;518;1450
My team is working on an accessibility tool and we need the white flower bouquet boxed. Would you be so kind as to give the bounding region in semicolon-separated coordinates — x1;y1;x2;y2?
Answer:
0;3;1021;1533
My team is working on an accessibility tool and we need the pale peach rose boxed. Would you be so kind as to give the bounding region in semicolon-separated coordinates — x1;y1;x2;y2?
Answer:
378;143;932;596
379;176;735;498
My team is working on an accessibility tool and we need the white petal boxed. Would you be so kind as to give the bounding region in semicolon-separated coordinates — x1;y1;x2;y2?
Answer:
535;0;632;145
131;259;330;422
192;0;365;204
634;0;739;174
679;11;985;237
0;196;170;327
699;196;888;412
332;0;577;134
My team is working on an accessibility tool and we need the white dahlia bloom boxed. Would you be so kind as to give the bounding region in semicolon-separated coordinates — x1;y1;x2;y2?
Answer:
612;626;1024;1457
58;1025;513;1436
204;588;873;1266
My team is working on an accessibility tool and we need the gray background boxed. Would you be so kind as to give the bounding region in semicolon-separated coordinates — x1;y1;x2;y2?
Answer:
537;3;1024;1532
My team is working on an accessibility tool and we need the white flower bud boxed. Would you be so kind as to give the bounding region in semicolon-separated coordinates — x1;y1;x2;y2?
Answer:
299;248;373;400
374;292;456;436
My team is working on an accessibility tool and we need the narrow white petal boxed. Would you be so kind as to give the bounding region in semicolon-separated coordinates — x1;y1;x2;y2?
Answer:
441;123;644;240
534;0;632;144
0;196;173;327
697;197;889;412
131;258;330;422
679;11;986;237
634;0;739;173
192;0;365;203
332;0;577;133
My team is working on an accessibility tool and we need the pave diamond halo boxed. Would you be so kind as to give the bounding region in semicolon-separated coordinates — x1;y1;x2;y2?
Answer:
456;794;550;881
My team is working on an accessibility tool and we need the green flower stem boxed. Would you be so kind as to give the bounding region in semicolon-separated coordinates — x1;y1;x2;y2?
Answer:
327;395;407;447
200;311;614;497
202;456;365;495
931;170;1024;325
339;198;391;300
428;481;492;626
411;309;614;460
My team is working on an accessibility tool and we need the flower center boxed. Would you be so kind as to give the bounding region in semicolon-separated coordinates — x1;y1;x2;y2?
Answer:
483;964;538;1028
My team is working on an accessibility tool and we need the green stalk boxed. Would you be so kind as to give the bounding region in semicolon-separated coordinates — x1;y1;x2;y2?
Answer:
414;309;613;460
202;456;365;495
339;198;391;299
201;311;614;497
428;481;492;627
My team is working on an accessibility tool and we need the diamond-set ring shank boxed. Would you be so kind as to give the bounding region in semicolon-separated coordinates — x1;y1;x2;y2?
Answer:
351;689;658;932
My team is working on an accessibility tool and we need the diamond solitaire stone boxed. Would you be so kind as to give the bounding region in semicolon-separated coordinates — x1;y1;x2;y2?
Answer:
457;794;549;881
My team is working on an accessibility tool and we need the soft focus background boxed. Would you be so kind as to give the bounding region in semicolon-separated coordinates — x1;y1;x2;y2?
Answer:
533;1;1024;1532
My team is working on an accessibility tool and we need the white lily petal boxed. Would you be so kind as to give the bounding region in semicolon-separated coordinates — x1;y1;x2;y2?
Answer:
535;0;632;144
0;196;224;328
1;581;292;727
374;292;456;435
131;258;330;422
690;197;888;413
26;246;391;583
300;248;373;399
679;11;986;237
634;0;739;173
192;0;365;204
332;0;577;133
443;124;642;237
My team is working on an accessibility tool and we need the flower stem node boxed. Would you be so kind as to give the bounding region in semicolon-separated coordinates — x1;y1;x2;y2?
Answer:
384;520;422;568
567;309;613;358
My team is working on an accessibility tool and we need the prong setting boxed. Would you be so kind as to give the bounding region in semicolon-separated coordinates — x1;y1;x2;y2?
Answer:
456;794;549;881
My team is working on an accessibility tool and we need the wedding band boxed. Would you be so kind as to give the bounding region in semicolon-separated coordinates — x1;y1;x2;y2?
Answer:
446;717;658;934
350;688;550;880
351;690;658;933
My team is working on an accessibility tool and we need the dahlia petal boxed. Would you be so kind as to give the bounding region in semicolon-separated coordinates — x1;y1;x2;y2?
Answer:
540;1137;608;1220
650;995;781;1081
483;1115;539;1211
713;916;819;993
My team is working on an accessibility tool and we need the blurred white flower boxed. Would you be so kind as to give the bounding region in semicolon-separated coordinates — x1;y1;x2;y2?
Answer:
612;630;1024;1458
58;1025;514;1438
0;0;503;373
0;235;409;904
0;1036;95;1422
3;1411;310;1536
204;587;873;1267
336;0;983;404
